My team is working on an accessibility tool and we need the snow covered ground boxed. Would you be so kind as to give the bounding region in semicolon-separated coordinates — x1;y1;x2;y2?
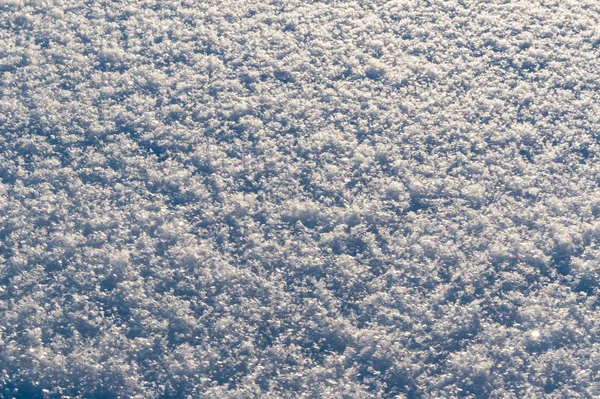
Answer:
2;0;600;397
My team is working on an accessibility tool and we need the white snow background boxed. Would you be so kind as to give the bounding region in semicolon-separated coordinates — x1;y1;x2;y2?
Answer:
1;0;600;398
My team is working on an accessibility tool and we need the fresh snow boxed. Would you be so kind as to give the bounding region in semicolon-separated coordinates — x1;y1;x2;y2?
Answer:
1;0;600;398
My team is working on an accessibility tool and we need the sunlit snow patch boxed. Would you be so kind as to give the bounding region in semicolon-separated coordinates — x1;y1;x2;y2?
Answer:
530;330;541;339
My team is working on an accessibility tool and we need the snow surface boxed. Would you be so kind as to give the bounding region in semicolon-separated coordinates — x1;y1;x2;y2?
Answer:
1;0;600;398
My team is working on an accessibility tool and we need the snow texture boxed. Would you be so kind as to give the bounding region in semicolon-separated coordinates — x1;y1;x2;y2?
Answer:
1;0;600;398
